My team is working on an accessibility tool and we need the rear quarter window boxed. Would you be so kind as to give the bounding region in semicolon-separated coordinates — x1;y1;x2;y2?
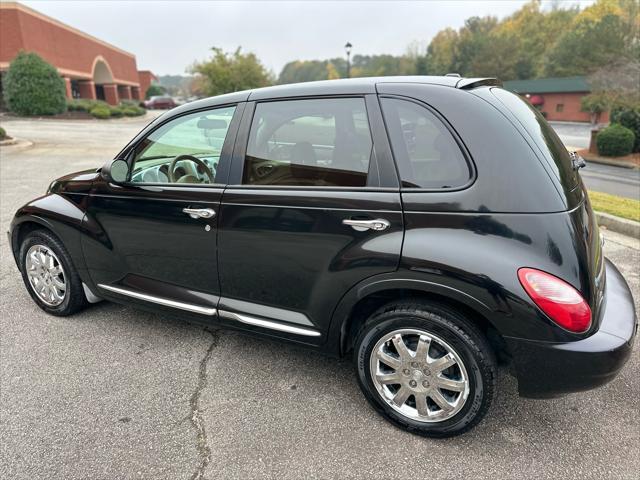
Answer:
380;97;471;189
490;88;579;190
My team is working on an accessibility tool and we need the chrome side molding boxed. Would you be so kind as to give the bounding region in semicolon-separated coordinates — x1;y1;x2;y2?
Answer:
218;310;321;337
97;284;321;337
97;284;217;316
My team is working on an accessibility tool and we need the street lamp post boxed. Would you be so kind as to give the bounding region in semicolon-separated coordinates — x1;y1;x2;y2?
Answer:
345;42;352;78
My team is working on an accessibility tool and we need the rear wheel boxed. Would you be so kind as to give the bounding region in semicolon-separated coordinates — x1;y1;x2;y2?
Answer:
354;301;496;437
19;229;88;316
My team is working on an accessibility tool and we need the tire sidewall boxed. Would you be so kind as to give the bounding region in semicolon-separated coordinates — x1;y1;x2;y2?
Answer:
355;309;490;437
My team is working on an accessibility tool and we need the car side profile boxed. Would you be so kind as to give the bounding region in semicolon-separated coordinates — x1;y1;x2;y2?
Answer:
9;76;637;437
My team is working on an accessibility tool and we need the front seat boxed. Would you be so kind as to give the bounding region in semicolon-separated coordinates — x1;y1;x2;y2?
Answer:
290;141;316;166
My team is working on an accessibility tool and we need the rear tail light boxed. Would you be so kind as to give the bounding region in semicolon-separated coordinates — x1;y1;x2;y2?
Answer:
518;268;591;333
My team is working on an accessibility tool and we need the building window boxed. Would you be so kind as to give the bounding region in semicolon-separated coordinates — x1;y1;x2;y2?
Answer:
70;80;81;99
556;104;564;113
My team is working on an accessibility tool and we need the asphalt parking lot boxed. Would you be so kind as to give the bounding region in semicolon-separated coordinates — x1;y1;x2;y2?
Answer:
1;116;639;480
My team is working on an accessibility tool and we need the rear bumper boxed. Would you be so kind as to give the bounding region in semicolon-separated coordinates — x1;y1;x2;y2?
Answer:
507;259;637;398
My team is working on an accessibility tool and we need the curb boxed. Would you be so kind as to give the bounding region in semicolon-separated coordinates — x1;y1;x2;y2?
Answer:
0;138;33;149
596;211;640;238
585;157;638;170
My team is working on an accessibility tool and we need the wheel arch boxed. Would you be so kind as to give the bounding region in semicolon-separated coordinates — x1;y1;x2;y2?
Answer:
10;195;90;282
328;277;509;361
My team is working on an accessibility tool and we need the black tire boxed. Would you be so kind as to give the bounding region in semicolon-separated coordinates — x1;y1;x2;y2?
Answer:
354;301;496;438
19;229;88;316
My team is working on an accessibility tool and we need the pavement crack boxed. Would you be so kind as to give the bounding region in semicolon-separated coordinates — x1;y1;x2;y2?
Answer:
189;328;219;480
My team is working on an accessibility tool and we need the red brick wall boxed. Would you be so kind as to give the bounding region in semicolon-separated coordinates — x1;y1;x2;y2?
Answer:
0;3;139;85
0;8;24;61
525;92;610;123
138;70;157;99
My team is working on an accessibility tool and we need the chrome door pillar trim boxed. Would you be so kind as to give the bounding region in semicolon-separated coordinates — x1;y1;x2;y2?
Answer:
97;284;217;316
218;310;321;337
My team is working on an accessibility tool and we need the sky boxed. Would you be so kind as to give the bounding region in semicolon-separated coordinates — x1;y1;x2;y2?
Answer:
20;0;594;76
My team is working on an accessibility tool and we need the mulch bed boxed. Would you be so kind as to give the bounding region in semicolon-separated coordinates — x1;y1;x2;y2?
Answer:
1;111;94;120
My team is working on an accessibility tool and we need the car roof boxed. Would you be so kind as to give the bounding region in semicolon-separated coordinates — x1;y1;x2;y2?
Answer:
178;76;500;112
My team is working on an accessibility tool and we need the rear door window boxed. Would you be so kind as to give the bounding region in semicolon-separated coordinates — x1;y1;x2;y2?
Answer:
490;88;579;189
380;97;471;189
243;98;373;187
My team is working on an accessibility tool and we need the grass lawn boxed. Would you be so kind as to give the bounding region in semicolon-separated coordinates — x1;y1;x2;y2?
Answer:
589;191;640;223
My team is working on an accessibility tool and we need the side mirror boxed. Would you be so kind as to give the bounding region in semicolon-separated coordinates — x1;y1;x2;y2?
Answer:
102;159;130;184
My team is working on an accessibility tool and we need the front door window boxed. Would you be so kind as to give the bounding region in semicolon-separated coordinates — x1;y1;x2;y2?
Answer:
131;105;236;184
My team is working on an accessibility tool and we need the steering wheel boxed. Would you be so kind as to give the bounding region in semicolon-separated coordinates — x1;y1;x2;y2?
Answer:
168;154;214;183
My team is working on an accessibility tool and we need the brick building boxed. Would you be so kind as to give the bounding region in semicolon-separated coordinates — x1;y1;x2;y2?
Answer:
503;76;609;123
0;2;155;105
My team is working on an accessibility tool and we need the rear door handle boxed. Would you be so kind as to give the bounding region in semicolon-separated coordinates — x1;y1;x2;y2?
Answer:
342;218;390;232
183;207;216;219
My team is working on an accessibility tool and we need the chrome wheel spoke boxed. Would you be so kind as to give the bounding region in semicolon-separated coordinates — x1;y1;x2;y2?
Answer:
437;376;466;392
415;394;430;416
30;251;41;266
414;335;431;361
392;386;411;407
376;350;401;369
391;334;411;361
52;276;66;290
376;372;401;385
429;389;454;412
51;286;65;301
430;353;456;373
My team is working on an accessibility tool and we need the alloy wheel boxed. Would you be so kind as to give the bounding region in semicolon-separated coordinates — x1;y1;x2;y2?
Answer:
25;244;67;307
369;328;470;423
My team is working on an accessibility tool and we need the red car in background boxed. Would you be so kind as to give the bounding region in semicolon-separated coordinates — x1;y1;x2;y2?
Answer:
143;96;177;109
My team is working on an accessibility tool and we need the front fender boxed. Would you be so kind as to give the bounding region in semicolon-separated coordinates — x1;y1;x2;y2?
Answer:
9;193;90;282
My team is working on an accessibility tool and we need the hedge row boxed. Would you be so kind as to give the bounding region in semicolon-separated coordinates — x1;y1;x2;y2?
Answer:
67;99;146;119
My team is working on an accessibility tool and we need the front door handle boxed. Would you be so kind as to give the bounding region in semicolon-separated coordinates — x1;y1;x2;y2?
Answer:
342;218;390;232
183;207;216;219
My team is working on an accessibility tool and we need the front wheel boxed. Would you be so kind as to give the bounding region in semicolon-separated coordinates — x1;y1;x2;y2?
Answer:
19;229;88;316
354;302;496;437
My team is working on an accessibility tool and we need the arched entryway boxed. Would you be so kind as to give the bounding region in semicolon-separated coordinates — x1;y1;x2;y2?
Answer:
92;57;117;103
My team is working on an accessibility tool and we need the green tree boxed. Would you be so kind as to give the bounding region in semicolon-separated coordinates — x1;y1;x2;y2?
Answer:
326;62;341;80
190;47;272;96
544;13;627;76
279;60;331;84
452;16;498;76
3;51;66;115
145;84;166;99
426;28;459;75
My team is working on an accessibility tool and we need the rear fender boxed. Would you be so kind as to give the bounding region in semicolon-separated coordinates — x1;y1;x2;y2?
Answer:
326;273;497;357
